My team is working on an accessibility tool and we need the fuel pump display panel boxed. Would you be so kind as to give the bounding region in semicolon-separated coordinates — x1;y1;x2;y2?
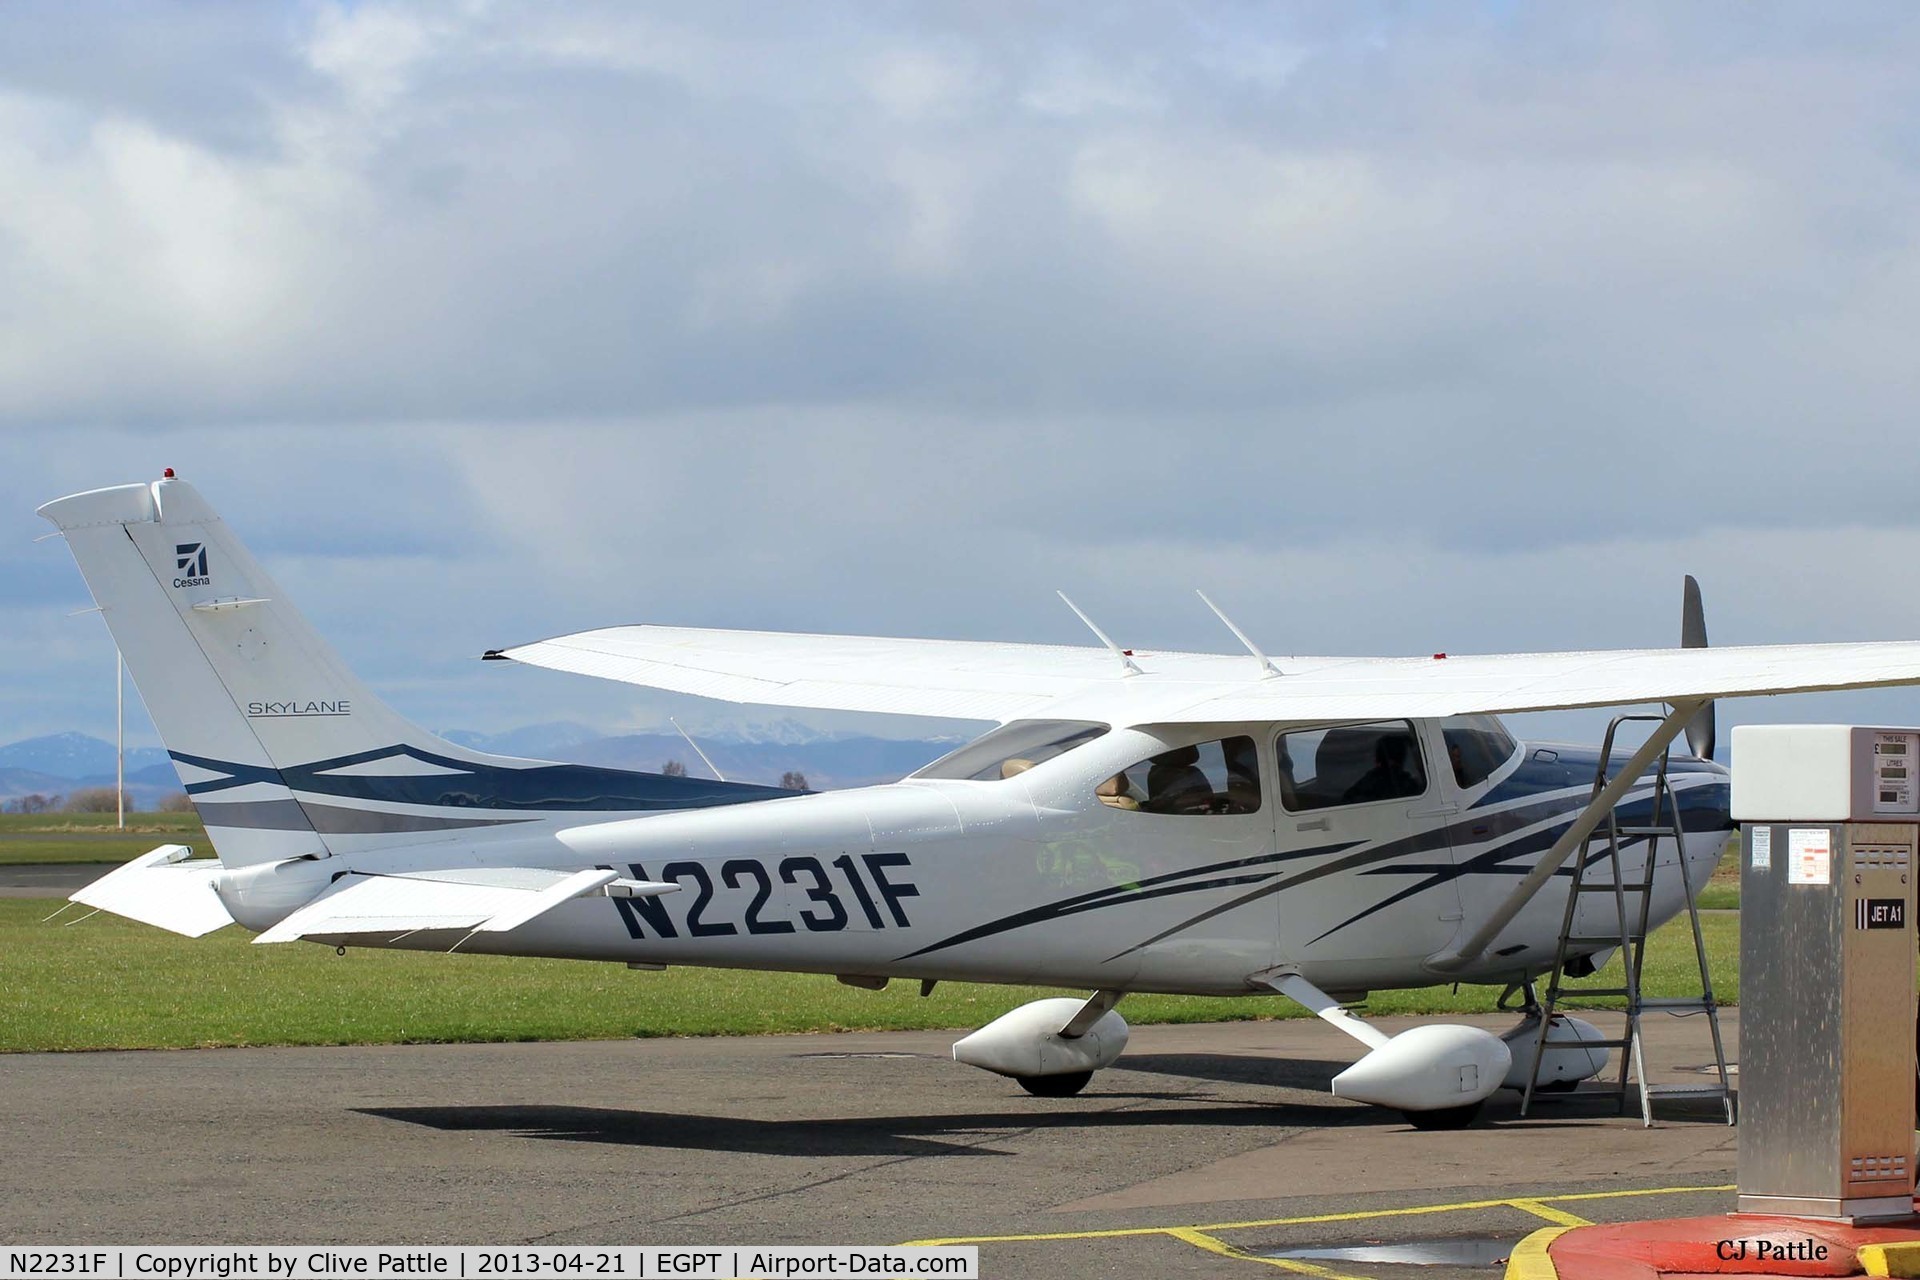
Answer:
1871;733;1917;815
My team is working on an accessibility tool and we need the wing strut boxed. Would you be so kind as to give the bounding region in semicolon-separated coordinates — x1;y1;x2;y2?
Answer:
1426;698;1704;973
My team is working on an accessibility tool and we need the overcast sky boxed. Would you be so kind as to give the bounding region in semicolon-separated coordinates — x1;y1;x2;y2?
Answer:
7;1;1920;754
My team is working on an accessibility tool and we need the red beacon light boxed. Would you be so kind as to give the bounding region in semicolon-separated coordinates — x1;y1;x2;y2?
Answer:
162;467;175;479
1433;652;1448;660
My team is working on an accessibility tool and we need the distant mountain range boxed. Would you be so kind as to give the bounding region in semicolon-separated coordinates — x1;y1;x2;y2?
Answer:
0;725;962;808
0;732;172;778
0;732;183;809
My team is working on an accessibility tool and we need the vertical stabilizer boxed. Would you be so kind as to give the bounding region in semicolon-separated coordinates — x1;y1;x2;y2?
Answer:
38;476;783;868
39;479;334;866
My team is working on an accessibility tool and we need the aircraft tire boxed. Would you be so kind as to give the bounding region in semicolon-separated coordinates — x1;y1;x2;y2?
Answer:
1402;1102;1483;1130
1017;1071;1094;1097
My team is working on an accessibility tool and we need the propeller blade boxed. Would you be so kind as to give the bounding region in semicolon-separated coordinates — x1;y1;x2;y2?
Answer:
1681;574;1708;649
1681;574;1716;758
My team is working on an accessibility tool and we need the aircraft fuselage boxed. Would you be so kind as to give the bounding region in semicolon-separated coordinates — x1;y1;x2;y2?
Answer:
250;717;1731;1001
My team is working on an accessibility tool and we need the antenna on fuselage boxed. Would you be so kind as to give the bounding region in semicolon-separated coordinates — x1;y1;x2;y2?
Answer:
1057;592;1141;677
669;716;727;781
1196;590;1281;678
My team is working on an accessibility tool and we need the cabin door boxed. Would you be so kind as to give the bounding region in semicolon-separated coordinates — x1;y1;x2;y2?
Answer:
1271;719;1467;972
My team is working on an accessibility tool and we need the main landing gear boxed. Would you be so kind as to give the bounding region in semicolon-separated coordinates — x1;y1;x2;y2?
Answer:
1260;969;1510;1128
952;990;1129;1095
1017;1070;1095;1098
1403;1101;1485;1130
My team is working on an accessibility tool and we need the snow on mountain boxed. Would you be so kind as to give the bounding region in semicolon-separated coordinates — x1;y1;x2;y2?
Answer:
437;721;603;759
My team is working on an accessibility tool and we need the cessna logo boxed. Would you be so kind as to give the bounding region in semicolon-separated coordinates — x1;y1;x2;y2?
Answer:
173;542;210;588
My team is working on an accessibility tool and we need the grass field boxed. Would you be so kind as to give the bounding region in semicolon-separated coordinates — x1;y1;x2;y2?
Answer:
0;812;203;833
1692;834;1742;909
0;898;1738;1053
0;811;212;864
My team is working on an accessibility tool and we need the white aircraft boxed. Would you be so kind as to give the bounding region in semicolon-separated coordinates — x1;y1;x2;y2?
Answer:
38;475;1920;1127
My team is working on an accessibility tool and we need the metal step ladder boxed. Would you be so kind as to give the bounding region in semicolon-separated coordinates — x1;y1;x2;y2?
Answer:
1520;712;1735;1126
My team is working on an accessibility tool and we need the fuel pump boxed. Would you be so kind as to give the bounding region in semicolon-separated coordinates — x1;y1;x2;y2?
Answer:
1732;725;1918;1222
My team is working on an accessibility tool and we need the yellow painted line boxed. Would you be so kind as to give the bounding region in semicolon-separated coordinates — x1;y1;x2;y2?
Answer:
1512;1185;1735;1208
1178;1182;1729;1236
1860;1242;1920;1278
1506;1200;1593;1227
1165;1227;1371;1279
1505;1226;1574;1280
903;1183;1734;1246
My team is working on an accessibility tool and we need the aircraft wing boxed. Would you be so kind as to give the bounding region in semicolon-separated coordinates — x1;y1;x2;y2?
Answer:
492;626;1198;722
1186;641;1920;721
254;866;675;945
498;625;1920;723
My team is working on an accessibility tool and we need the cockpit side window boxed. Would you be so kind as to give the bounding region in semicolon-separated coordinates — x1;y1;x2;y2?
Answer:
1097;736;1261;816
911;720;1110;782
1440;714;1518;789
1277;721;1427;812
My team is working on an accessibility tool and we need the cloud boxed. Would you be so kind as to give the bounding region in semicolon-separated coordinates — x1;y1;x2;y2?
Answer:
0;1;1906;441
7;2;1920;748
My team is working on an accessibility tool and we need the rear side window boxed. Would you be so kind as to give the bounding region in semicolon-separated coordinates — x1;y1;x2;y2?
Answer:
1097;736;1260;815
912;720;1110;781
1278;721;1427;811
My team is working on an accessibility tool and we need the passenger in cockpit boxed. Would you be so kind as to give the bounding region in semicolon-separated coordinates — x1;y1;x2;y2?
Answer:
1096;774;1142;810
1344;735;1421;803
1144;745;1214;814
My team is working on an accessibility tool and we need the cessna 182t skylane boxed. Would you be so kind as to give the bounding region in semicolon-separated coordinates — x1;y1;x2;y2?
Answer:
42;475;1920;1128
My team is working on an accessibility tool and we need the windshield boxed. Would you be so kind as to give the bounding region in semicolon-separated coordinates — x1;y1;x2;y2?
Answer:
912;720;1110;781
1440;714;1519;788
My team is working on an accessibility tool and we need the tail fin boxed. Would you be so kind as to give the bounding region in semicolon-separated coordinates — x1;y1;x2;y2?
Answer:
39;476;782;867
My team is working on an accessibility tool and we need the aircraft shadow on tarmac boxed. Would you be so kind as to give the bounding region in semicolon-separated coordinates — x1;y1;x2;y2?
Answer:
1111;1052;1348;1091
1117;1054;1736;1128
355;1053;1679;1155
358;1087;1389;1159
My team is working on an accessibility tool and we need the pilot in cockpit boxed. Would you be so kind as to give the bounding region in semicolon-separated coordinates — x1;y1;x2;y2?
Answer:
1344;734;1421;803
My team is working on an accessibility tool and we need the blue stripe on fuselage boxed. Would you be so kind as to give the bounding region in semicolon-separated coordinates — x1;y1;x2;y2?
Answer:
172;743;793;812
1301;755;1731;947
1473;743;1727;812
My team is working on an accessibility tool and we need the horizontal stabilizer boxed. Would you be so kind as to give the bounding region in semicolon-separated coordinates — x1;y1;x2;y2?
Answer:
253;866;676;945
70;847;235;937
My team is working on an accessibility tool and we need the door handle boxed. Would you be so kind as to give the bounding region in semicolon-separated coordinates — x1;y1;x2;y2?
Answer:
1295;817;1330;832
1406;804;1459;819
